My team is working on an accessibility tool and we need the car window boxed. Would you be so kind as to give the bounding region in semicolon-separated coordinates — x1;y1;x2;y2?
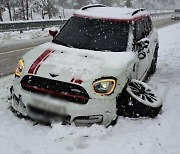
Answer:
144;16;152;36
147;16;153;31
53;16;130;52
134;19;146;42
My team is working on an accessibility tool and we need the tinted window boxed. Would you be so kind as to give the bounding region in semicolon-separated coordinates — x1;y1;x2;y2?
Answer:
53;16;129;52
134;19;146;42
144;16;152;36
147;16;153;31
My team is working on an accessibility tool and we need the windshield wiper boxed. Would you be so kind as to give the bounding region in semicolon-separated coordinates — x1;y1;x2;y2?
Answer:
101;49;112;52
53;40;74;48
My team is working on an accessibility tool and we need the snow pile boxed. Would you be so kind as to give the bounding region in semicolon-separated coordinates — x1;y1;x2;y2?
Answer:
0;29;50;44
0;23;180;154
75;7;149;20
41;44;135;80
48;124;112;150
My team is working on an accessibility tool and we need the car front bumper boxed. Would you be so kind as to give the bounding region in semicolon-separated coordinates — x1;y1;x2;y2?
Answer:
10;82;117;127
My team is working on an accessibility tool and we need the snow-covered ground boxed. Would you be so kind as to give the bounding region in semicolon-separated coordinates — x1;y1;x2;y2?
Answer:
0;29;51;44
0;23;180;154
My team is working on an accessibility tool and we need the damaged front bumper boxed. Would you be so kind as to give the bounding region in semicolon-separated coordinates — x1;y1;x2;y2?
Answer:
10;85;117;127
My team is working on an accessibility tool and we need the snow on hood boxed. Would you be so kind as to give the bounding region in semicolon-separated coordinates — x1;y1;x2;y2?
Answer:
32;42;136;81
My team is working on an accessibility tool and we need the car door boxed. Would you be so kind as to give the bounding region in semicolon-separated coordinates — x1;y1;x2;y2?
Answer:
134;18;151;80
145;16;158;65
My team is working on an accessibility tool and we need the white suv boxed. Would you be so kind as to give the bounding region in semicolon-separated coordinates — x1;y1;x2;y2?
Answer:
10;5;162;127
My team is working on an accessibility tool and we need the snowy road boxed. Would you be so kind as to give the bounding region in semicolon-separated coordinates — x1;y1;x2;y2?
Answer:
0;37;51;76
0;18;179;77
0;23;180;154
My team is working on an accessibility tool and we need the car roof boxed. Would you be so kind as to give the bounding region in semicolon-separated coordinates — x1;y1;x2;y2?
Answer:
74;5;150;22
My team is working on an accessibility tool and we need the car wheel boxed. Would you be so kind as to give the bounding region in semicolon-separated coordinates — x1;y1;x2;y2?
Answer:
150;46;158;74
117;80;162;118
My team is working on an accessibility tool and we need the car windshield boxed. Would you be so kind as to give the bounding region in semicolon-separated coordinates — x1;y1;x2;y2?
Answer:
53;16;129;52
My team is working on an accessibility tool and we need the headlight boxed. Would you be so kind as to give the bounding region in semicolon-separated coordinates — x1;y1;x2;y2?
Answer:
15;59;25;77
92;79;116;95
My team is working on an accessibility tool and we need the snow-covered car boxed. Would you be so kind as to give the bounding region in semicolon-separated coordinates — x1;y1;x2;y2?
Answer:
172;9;180;20
10;5;162;127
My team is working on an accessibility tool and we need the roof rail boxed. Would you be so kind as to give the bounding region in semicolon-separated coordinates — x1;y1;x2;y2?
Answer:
81;4;105;11
132;8;145;16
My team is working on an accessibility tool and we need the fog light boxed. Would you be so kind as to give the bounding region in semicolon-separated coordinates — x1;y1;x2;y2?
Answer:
73;115;103;126
15;59;25;77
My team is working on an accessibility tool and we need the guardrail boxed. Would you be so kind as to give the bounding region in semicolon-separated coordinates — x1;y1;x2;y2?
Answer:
0;12;174;33
151;12;173;17
0;19;67;32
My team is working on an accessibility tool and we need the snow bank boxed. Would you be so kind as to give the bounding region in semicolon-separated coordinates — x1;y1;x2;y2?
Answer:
0;29;50;44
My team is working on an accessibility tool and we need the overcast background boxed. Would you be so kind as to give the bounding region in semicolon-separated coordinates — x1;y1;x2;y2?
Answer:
176;0;180;8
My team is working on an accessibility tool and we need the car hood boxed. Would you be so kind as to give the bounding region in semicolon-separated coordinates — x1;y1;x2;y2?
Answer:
23;42;136;82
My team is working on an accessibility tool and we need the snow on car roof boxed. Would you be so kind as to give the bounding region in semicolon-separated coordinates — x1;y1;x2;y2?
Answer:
74;6;150;21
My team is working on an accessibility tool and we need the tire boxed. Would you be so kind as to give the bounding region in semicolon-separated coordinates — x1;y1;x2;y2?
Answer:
150;46;158;75
117;79;162;118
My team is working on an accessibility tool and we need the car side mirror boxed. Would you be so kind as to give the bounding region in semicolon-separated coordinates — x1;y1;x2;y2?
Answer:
49;28;58;38
137;38;150;49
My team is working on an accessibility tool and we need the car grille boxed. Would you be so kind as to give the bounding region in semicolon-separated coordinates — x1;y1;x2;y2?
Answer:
21;75;90;104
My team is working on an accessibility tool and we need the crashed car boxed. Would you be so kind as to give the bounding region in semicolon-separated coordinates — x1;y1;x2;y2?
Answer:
10;5;162;127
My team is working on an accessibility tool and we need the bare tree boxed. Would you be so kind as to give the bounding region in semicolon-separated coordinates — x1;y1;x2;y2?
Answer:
21;0;26;20
6;0;12;21
47;0;52;19
0;0;4;21
25;0;29;20
126;0;132;7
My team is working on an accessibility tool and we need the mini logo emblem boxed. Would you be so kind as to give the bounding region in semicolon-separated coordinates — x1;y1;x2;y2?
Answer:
49;73;59;78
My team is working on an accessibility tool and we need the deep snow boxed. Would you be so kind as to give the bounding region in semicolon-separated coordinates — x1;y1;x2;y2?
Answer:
0;28;50;44
0;23;180;154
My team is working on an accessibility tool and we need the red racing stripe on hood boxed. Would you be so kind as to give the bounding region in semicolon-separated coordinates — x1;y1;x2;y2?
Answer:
28;49;54;74
70;78;83;84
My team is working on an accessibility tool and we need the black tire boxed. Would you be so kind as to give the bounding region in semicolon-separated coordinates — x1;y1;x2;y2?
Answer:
117;80;162;118
150;46;158;75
